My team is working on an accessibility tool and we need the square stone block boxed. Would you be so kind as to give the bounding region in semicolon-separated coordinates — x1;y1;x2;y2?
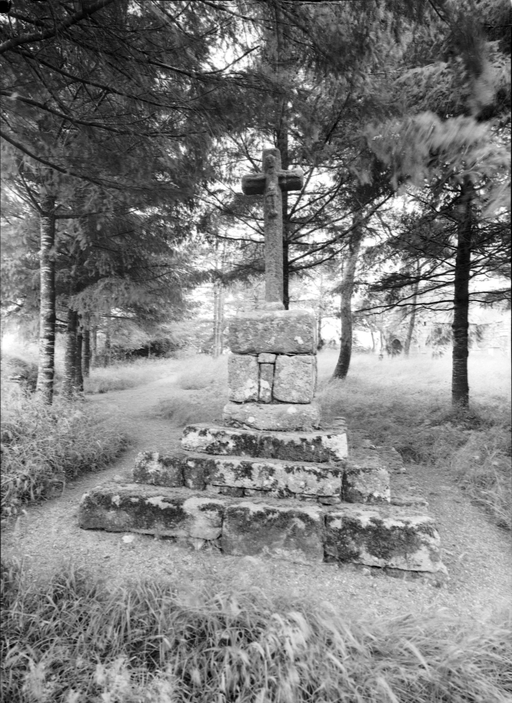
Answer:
228;309;317;355
343;450;390;503
222;499;324;563
324;505;444;572
228;354;259;402
223;401;321;431
258;353;276;363
273;354;316;403
133;451;185;487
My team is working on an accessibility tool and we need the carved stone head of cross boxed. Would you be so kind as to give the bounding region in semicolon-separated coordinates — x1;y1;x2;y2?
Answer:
242;148;303;306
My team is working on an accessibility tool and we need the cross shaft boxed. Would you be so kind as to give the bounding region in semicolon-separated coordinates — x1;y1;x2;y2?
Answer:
242;148;303;304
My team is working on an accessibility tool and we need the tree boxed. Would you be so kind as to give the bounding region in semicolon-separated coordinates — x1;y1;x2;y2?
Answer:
1;0;247;399
363;0;510;407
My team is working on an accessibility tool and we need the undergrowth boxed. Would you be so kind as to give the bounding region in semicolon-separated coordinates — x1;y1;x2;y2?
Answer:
1;560;511;703
317;351;511;529
0;384;129;523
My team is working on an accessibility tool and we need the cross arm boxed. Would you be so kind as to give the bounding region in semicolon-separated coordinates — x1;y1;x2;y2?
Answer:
242;167;304;196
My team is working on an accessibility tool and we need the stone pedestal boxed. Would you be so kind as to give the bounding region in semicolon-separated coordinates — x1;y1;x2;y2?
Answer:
77;305;445;574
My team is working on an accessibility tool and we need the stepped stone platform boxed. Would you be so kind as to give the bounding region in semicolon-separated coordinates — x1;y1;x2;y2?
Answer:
78;304;445;574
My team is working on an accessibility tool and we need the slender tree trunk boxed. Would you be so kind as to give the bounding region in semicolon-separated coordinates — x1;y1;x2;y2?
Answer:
82;326;91;377
90;326;97;368
275;4;291;310
35;194;57;404
404;271;420;357
75;322;84;392
63;308;79;399
213;281;224;358
452;180;473;407
104;314;111;367
332;219;364;379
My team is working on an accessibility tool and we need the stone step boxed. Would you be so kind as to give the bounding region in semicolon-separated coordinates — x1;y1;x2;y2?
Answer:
133;450;391;505
181;423;348;463
78;481;445;573
133;450;344;503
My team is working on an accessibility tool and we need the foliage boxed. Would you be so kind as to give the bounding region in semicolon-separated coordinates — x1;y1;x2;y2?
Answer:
1;560;511;702
0;384;128;522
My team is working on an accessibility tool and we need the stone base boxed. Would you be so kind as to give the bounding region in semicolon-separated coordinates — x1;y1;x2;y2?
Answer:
181;423;348;463
78;483;224;540
325;505;445;572
223;401;321;431
222;499;324;563
78;483;444;572
133;450;343;500
343;450;391;504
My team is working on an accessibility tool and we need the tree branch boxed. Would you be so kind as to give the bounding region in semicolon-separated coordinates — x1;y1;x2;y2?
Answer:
0;0;116;54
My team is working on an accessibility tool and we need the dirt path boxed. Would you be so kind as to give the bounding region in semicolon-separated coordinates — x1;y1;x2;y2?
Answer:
3;378;511;621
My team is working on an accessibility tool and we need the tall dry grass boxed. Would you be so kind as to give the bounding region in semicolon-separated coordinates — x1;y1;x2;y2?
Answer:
0;383;129;523
1;560;510;703
85;358;178;394
317;350;511;528
155;354;228;427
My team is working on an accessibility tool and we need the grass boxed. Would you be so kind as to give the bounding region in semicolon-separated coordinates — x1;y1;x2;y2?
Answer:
155;354;228;427
1;559;511;703
317;350;511;529
0;383;129;523
84;358;178;394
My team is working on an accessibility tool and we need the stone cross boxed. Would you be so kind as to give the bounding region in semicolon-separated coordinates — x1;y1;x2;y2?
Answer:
242;148;303;305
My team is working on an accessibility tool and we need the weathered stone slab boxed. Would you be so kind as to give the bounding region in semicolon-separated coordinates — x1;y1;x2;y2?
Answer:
133;451;185;487
273;354;316;403
228;354;259;402
136;449;343;498
78;483;224;540
343;450;390;504
182;424;348;462
207;456;342;497
229;309;317;355
324;505;444;572
133;451;211;490
223;401;321;431
222;499;324;563
259;363;274;403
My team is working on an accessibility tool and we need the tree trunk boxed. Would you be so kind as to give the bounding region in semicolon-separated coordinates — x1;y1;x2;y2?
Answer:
332;219;364;379
35;194;57;404
452;181;473;407
104;314;112;366
91;325;98;367
213;281;224;358
63;308;79;399
275;4;290;310
75;322;84;392
404;271;420;357
82;327;91;377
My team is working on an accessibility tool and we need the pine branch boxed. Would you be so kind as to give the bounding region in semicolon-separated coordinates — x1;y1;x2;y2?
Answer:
0;0;116;54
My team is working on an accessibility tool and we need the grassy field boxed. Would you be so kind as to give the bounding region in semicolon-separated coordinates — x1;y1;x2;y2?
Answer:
1;560;510;703
1;348;511;701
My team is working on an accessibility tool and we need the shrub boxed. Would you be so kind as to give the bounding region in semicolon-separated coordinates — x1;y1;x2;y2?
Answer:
0;385;129;522
1;561;511;703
